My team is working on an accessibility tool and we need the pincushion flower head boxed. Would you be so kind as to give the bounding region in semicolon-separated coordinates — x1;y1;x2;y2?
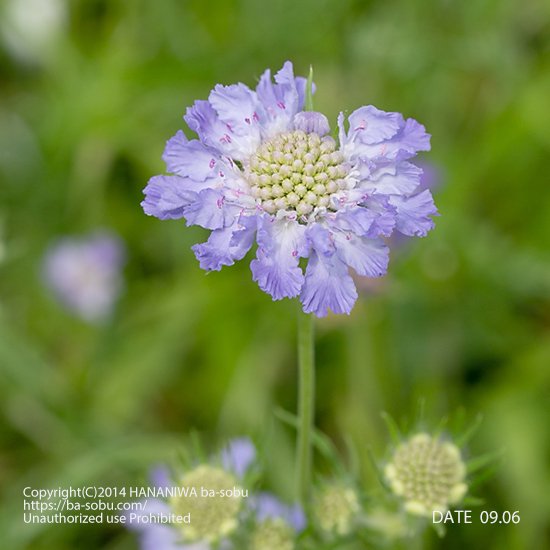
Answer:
384;433;468;517
143;62;437;317
313;482;361;537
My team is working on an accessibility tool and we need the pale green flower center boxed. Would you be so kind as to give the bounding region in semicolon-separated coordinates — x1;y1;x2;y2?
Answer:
247;130;349;217
170;465;242;542
250;518;295;550
384;433;467;516
313;484;360;536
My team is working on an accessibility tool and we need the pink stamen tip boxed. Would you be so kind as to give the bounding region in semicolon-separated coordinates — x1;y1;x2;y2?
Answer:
209;159;216;169
277;101;286;110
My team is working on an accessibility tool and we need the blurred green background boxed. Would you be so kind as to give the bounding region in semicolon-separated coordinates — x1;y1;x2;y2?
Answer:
1;0;549;548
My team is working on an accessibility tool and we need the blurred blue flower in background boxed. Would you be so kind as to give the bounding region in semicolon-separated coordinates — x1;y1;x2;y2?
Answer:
415;161;442;195
142;61;437;317
221;437;257;478
42;232;125;323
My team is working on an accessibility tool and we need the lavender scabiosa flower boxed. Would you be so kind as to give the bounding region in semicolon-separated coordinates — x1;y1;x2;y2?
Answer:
42;232;125;322
221;437;257;478
142;62;436;317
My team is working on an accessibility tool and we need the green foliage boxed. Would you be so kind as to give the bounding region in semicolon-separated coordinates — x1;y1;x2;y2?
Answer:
1;0;549;548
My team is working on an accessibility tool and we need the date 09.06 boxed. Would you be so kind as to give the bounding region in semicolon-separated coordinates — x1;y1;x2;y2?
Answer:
433;510;521;524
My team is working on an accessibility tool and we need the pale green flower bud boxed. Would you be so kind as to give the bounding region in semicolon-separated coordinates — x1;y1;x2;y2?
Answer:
170;465;243;543
384;433;468;517
313;483;360;536
250;518;295;550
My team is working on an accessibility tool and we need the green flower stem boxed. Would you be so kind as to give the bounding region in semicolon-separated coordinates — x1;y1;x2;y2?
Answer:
296;310;315;505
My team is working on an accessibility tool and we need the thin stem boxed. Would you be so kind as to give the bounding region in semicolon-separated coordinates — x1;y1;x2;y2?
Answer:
296;310;315;505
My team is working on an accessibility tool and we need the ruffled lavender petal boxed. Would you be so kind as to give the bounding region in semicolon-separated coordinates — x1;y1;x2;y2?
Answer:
229;213;258;251
185;99;255;161
300;251;358;317
333;204;395;239
360;196;398;237
209;83;259;129
221;438;256;478
182;188;226;230
368;118;431;162
333;233;389;277
193;223;255;271
341;108;430;162
209;83;262;155
163;131;224;186
300;224;357;317
250;215;308;300
272;61;300;113
347;105;403;145
256;61;302;136
184;99;230;152
361;160;423;195
142;175;197;220
305;223;334;256
251;249;303;300
390;118;431;158
389;189;438;236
